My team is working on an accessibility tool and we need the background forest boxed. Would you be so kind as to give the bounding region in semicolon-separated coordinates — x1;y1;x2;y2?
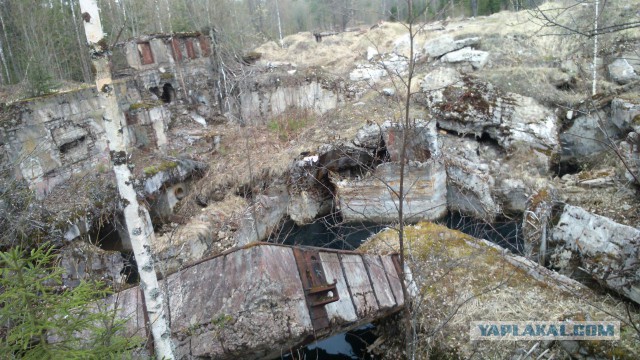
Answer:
0;0;538;93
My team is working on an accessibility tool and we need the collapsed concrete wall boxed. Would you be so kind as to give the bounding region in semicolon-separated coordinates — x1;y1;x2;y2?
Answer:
0;87;109;199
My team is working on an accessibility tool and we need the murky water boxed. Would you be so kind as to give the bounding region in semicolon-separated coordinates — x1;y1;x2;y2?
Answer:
276;325;377;360
269;214;386;250
439;211;524;254
270;210;523;359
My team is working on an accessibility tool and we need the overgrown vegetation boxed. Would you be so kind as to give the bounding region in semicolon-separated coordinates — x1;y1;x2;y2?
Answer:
266;108;312;142
0;243;137;359
26;64;59;97
143;161;178;177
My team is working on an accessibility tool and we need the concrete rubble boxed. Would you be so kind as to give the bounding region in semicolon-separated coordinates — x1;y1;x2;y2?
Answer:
550;205;640;305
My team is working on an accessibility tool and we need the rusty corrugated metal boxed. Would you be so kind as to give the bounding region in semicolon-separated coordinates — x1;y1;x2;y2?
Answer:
137;42;154;65
185;39;196;59
198;35;211;57
171;38;183;62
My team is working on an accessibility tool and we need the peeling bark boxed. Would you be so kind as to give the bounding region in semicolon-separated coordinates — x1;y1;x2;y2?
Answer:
77;1;175;359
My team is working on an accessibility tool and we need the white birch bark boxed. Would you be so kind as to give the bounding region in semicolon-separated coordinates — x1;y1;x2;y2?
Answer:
0;3;14;80
275;0;284;47
77;1;175;359
0;38;8;84
592;0;599;95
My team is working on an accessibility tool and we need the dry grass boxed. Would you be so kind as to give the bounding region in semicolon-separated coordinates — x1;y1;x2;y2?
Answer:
362;222;640;359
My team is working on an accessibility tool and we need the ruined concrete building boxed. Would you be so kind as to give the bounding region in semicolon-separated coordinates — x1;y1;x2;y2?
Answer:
0;33;218;255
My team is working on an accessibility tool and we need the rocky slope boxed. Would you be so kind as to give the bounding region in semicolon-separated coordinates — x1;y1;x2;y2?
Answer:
3;3;639;358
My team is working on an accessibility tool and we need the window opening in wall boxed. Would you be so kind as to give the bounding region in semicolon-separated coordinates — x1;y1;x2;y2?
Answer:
185;39;197;59
171;38;183;62
161;83;175;103
199;36;211;57
138;42;154;65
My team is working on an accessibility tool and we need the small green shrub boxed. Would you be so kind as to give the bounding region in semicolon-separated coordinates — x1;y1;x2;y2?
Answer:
143;161;178;177
0;244;138;358
27;65;59;98
266;109;312;141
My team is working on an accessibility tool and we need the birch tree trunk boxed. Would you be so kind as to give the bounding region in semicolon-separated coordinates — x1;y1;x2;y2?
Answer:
592;0;599;95
275;0;284;47
0;38;8;84
77;1;175;359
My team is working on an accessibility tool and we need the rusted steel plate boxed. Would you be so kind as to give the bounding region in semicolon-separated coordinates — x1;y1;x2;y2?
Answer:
199;35;211;56
293;248;338;331
381;255;404;305
137;42;154;65
185;39;197;59
105;286;146;339
171;38;182;62
363;254;396;308
319;252;358;323
205;246;312;356
110;244;406;359
166;249;226;331
340;254;378;317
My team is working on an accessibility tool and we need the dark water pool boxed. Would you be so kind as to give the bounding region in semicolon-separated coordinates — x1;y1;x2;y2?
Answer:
438;211;524;254
269;214;386;250
269;210;523;359
275;325;377;360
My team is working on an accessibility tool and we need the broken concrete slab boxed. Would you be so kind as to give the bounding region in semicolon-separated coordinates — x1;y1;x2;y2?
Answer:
440;47;489;70
423;35;481;58
550;205;640;305
333;161;447;223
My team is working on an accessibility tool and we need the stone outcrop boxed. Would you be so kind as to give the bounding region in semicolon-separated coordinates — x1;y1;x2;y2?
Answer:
423;70;559;216
550;205;640;304
445;155;500;221
620;131;640;184
423;35;481;59
363;222;637;360
608;58;640;85
440;47;489;70
560;110;622;162
611;97;640;132
239;71;349;122
331;120;447;223
59;240;125;288
427;74;559;153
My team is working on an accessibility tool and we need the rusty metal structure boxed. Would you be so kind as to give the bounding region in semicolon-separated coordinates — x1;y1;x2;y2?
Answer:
109;242;406;359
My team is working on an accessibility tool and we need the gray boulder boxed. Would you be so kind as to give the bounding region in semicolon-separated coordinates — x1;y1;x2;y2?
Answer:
440;47;489;70
560;110;621;161
550;205;640;305
611;97;640;132
429;76;559;153
608;58;640;85
423;35;481;58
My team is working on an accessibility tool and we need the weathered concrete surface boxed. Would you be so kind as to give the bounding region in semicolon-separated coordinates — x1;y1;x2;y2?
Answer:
362;222;638;359
427;73;559;154
59;240;125;288
1;88;109;199
107;244;405;359
440;47;489;70
333;161;447;223
239;72;349;122
423;35;481;59
550;205;640;304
